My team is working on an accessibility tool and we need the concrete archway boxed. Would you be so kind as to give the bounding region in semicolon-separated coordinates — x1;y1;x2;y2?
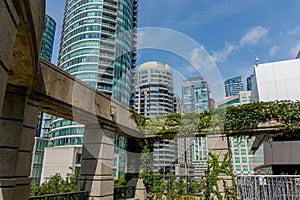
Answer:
0;0;45;199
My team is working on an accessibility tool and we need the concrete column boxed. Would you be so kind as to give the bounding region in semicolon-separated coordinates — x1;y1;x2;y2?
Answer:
79;124;115;200
15;98;39;199
0;86;39;200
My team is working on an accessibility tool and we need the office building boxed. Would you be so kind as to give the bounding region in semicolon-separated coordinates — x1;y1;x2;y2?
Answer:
36;14;56;138
43;0;138;180
30;138;49;184
218;91;251;108
30;14;56;184
224;76;244;97
181;77;211;175
182;77;210;112
134;61;177;173
247;74;254;91
40;15;56;61
218;91;264;175
173;94;185;114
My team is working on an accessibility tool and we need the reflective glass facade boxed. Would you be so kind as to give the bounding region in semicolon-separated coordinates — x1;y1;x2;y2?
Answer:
182;77;210;175
48;0;138;178
40;15;56;62
224;76;244;97
30;138;49;184
31;14;56;184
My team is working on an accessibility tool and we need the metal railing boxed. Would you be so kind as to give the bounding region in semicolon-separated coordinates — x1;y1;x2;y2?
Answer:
114;186;135;200
236;175;300;200
29;191;89;200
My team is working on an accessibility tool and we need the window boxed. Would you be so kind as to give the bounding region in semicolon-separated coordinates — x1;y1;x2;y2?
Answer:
233;142;238;147
242;165;248;171
242;157;247;163
240;141;245;147
241;149;246;155
76;153;82;164
235;157;240;163
234;149;239;155
242;97;247;102
236;166;241;171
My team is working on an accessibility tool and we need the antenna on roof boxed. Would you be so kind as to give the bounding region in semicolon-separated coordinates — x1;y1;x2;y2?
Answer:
255;57;259;67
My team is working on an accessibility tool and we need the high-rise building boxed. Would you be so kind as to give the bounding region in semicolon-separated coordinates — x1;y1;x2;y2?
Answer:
182;77;210;112
224;76;244;97
134;61;178;173
40;15;56;61
247;74;254;91
36;15;56;138
31;14;56;184
181;77;211;175
217;91;264;175
43;0;138;180
134;61;174;116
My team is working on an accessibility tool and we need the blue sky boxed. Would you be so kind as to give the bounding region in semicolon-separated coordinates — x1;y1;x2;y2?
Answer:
46;0;300;101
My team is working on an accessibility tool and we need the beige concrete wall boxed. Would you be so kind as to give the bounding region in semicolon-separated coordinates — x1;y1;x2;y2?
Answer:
41;146;82;183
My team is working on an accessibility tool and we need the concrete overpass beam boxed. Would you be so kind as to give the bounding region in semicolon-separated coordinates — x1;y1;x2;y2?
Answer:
79;124;115;200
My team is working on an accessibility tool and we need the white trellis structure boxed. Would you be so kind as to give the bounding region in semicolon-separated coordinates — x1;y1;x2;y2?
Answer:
236;175;300;200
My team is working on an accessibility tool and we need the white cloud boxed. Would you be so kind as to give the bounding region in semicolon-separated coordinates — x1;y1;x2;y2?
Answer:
239;26;269;46
269;46;279;56
287;26;300;36
289;42;300;57
211;43;237;63
211;26;268;63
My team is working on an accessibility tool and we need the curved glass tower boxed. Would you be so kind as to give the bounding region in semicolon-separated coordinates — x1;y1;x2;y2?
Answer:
48;0;138;177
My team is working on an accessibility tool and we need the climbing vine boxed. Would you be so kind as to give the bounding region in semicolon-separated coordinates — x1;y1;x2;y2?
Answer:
205;152;236;200
131;100;300;138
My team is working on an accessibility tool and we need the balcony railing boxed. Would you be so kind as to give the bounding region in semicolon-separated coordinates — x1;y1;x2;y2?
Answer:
29;191;89;200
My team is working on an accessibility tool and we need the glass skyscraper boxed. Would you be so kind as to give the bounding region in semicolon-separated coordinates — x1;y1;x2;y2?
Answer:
182;77;210;175
40;15;56;62
48;0;138;178
36;15;56;138
224;76;244;97
31;14;56;184
247;74;254;91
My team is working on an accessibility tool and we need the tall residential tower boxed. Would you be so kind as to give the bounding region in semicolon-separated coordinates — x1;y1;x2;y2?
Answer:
43;0;138;180
134;61;178;173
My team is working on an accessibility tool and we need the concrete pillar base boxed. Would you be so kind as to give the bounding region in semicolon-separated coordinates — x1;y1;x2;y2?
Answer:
0;87;39;199
80;125;115;200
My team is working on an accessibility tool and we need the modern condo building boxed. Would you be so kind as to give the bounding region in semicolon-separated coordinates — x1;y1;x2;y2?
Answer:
133;61;178;173
43;0;138;180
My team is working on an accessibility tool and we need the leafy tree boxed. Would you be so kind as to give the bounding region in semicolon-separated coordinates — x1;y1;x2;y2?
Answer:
30;167;81;197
